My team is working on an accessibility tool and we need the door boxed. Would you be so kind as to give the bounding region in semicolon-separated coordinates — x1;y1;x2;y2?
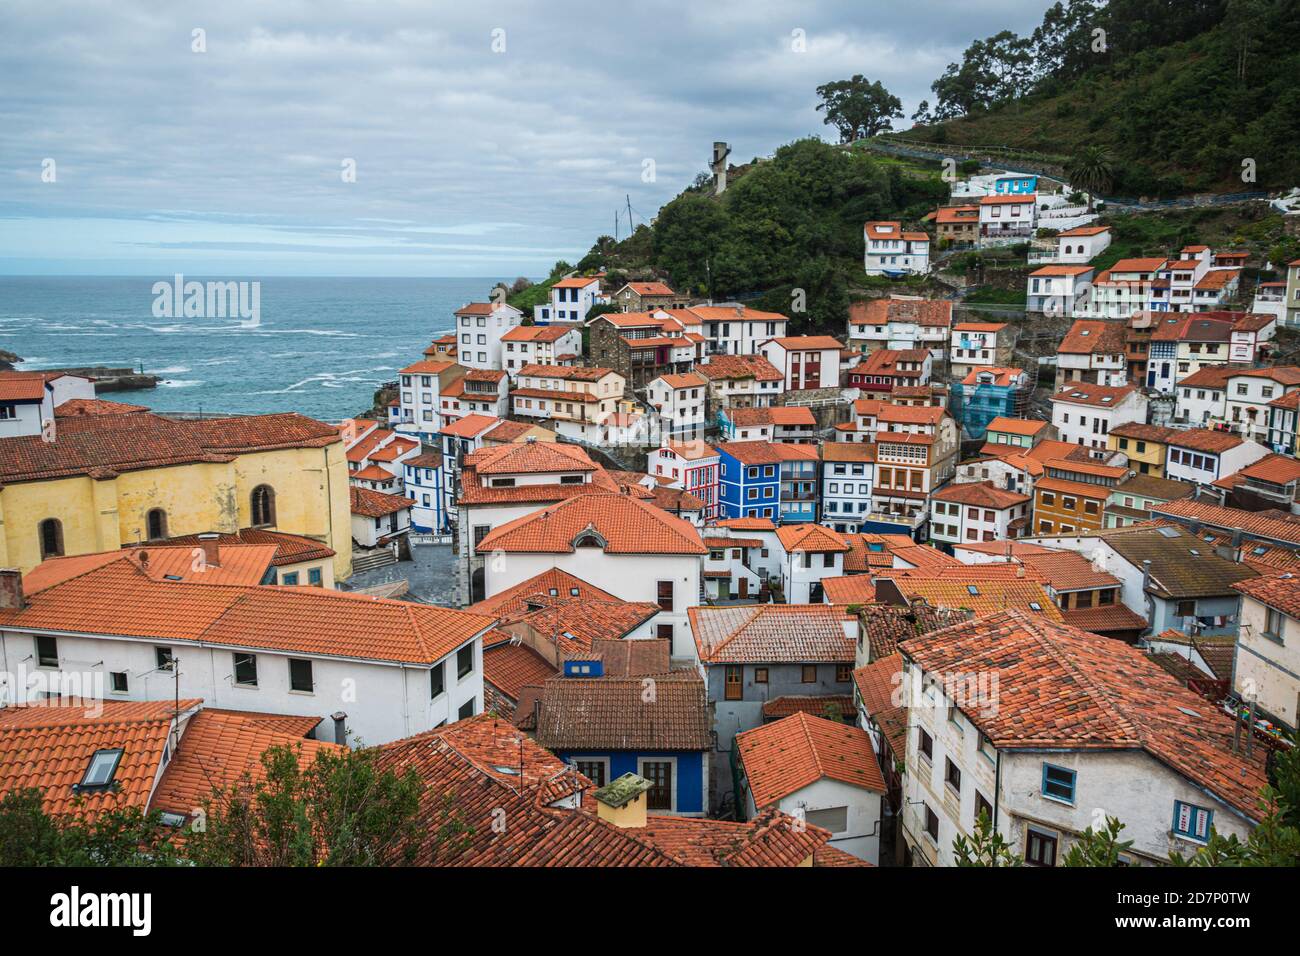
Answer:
738;576;749;598
642;761;673;811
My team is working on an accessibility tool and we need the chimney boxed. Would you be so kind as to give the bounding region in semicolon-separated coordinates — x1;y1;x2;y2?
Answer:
331;711;348;746
0;569;25;610
593;773;651;829
197;532;221;569
1141;559;1151;593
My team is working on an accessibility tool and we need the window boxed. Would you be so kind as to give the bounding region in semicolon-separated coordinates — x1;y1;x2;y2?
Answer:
754;667;769;684
251;485;276;526
38;518;64;558
1041;763;1076;804
1025;827;1058;866
156;646;174;671
1264;607;1285;641
945;758;962;793
308;567;323;587
806;806;849;834
924;805;940;842
1175;599;1196;618
36;635;58;668
430;662;445;699
656;623;674;641
918;727;933;762
289;658;313;693
1173;800;1213;842
109;671;128;693
656;580;674;612
801;664;817;683
725;665;742;700
77;749;124;791
146;508;168;541
458;697;476;720
836;664;852;683
457;644;474;680
281;572;299;585
641;760;674;810
233;652;258;687
975;791;993;825
575;759;608;787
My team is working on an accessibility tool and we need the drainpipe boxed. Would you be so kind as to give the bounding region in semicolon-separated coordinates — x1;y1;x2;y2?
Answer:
331;711;348;746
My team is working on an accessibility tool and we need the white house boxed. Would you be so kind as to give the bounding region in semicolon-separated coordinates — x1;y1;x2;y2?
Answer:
1223;367;1300;444
759;336;844;392
1232;573;1300;732
1164;430;1269;487
1174;366;1234;427
863;221;931;276
475;491;707;659
349;486;414;549
536;275;605;324
900;609;1266;867
510;364;626;433
646;371;708;437
680;304;789;357
1027;265;1093;316
928;481;1031;548
395;359;462;442
1054;318;1128;390
453;301;525;369
500;323;584;376
820;443;876;534
0;371;97;439
775;523;850;605
736;712;886;864
847;298;952;359
0;562;494;747
949;323;1010;379
1084;258;1167;319
977;195;1036;246
1050;225;1111;263
696;353;785;408
1050;383;1148;452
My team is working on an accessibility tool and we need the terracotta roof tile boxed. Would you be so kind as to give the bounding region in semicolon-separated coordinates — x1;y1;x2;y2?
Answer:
533;672;710;751
737;712;885;807
476;491;706;555
760;695;856;720
775;523;850;553
349;486;415;517
902;610;1269;820
690;604;856;664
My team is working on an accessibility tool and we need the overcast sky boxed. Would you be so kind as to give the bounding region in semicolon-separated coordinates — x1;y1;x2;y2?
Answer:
0;1;1049;277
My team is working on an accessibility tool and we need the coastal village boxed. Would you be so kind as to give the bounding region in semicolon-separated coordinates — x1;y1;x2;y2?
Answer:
3;153;1300;871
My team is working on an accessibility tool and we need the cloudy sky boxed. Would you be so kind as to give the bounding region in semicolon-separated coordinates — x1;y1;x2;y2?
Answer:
1;0;1048;277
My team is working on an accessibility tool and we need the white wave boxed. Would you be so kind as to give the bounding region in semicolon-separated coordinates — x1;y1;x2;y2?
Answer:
160;379;203;388
152;365;191;374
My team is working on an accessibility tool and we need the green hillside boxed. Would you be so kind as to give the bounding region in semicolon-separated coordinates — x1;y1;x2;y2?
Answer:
906;0;1300;196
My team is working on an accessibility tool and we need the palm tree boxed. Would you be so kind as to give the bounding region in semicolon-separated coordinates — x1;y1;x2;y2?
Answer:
1067;145;1115;210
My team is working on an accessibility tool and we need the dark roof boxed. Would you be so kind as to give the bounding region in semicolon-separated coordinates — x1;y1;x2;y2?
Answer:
1105;526;1258;598
533;672;710;751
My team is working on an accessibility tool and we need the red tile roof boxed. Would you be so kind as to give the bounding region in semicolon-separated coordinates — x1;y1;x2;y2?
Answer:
760;695;856;720
1051;383;1137;408
475;491;706;555
690;604;856;664
55;398;148;417
696;354;784;382
849;298;952;328
821;575;877;604
0;699;199;820
0;557;496;665
930;480;1029;509
902;609;1269;821
467;569;621;617
737;712;886;807
151;709;341;818
776;523;850;553
0;411;339;484
150;527;335;567
482;642;559;702
349;486;415;517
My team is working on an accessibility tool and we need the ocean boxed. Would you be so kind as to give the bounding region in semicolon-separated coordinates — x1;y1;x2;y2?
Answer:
0;276;507;421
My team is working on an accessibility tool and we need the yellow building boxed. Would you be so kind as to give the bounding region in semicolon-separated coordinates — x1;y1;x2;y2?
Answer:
0;408;352;579
1106;423;1176;478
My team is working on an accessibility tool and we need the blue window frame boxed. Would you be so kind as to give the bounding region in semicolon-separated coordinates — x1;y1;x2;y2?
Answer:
308;567;323;587
1041;763;1076;804
1172;800;1212;842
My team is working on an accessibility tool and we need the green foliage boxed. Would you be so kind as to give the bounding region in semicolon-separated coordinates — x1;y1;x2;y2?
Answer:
0;789;182;866
1061;816;1133;866
952;809;1022;866
1066;146;1115;209
183;743;433;867
815;75;904;143
914;0;1300;192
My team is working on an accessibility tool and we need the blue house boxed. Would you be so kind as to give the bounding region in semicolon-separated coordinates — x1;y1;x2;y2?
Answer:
532;647;711;816
718;442;781;521
994;173;1037;195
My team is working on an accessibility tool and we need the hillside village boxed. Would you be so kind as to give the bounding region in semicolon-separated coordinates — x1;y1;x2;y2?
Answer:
3;148;1300;870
